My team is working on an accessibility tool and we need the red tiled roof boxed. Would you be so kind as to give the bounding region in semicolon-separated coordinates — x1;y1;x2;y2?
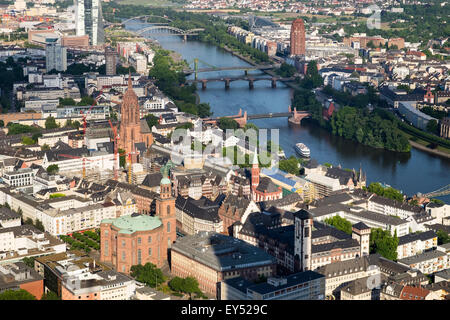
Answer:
400;286;430;300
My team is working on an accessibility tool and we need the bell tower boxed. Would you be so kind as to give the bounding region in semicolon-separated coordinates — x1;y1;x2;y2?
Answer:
156;162;176;255
251;147;260;190
294;209;313;272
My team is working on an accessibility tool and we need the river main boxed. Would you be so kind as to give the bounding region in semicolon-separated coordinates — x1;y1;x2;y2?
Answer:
125;22;450;203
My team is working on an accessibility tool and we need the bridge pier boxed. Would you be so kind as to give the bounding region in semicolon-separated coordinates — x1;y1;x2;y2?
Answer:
225;79;230;90
244;70;248;76
271;78;277;88
249;79;254;89
201;80;207;90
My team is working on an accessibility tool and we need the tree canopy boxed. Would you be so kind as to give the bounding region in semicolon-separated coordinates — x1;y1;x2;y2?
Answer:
130;263;165;288
0;289;36;300
45;116;59;130
324;215;353;235
370;228;399;261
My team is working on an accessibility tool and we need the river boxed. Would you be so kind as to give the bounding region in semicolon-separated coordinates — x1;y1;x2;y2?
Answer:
125;21;450;203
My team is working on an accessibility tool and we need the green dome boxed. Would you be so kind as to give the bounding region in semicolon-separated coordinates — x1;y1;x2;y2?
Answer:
160;177;171;185
109;214;162;234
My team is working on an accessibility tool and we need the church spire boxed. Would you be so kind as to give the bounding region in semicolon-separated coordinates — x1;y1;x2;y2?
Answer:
128;71;132;89
252;146;258;166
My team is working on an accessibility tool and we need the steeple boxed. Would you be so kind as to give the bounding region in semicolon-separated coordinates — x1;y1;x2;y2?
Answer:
252;146;258;166
251;146;260;190
128;71;132;89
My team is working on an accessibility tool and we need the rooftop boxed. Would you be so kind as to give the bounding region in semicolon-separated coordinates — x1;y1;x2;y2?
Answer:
171;232;276;271
398;249;446;266
102;214;162;234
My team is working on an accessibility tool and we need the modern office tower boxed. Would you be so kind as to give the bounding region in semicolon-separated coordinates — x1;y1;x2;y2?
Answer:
290;18;306;56
75;0;104;46
45;38;67;72
105;46;117;75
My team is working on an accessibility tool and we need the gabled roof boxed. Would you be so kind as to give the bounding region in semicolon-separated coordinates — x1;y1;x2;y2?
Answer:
398;230;437;245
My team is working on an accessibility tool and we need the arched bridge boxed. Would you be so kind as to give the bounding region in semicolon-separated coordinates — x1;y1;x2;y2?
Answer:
135;26;205;40
202;106;310;127
187;76;296;89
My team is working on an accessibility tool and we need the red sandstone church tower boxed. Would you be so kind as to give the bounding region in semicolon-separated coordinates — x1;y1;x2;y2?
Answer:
155;165;177;256
290;18;306;56
251;147;260;190
119;75;153;162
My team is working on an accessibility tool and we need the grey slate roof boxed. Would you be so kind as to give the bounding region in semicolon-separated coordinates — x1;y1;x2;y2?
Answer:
171;232;276;271
175;195;221;223
398;250;446;266
0;207;20;221
398;230;437;246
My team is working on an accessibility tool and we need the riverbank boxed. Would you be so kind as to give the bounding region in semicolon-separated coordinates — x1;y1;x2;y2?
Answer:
409;140;450;159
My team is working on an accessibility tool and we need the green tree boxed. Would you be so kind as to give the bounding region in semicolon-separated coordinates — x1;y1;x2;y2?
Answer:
35;219;45;232
21;136;35;145
279;156;300;175
168;276;184;292
370;228;399;261
58;97;76;106
436;230;450;245
145;114;159;129
218;117;239;130
45;116;59;129
426;119;439;135
77;96;96;106
130;263;165;288
118;148;126;168
324;215;353;235
0;120;4;127
41;291;60;300
46;164;59;175
21;257;35;269
181;277;201;300
0;289;36;300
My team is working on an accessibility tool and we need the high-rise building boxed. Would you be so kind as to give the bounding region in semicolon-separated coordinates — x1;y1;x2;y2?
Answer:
105;46;117;75
290;18;306;56
75;0;104;46
45;38;67;72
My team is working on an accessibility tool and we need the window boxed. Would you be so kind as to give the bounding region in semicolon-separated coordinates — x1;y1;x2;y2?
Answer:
137;237;141;245
167;222;171;233
138;249;142;265
167;205;171;215
122;240;125;247
148;236;152;244
122;251;126;261
148;248;152;256
104;240;109;256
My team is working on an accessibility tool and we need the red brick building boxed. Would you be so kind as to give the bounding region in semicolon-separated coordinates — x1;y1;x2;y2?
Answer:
290;19;306;56
100;213;166;273
0;262;44;300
